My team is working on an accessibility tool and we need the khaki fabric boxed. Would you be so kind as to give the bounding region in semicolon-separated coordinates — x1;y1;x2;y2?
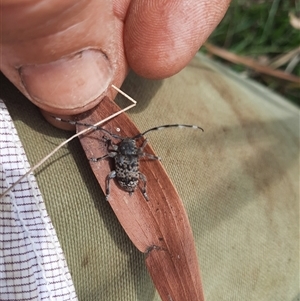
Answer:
2;53;299;301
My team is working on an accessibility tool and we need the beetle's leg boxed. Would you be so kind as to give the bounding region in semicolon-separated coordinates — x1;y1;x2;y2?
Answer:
140;138;148;151
89;151;117;162
139;139;161;161
139;172;149;201
103;136;118;151
142;153;161;161
105;170;116;201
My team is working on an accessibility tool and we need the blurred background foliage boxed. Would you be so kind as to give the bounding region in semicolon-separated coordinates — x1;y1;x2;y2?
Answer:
202;0;300;106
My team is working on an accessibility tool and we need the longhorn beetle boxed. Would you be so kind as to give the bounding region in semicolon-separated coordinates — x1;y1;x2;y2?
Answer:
54;117;204;201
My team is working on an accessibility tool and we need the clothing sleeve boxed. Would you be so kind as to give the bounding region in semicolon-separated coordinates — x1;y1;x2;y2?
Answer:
0;100;77;301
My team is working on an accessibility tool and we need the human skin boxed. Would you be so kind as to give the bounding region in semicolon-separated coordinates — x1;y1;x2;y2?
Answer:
0;0;231;128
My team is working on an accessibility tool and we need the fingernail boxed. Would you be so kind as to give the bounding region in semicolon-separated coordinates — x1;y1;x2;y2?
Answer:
19;49;113;112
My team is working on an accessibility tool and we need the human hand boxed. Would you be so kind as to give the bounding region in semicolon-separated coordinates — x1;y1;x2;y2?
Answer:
1;0;230;126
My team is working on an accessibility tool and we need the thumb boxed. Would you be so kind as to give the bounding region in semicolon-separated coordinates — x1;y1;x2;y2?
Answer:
124;0;231;79
1;0;123;116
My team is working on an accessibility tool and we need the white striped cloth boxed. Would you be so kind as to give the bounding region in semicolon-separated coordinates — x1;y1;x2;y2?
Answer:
0;99;77;301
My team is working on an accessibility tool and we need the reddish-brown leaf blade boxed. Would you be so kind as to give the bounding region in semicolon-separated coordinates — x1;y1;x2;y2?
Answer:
77;97;205;301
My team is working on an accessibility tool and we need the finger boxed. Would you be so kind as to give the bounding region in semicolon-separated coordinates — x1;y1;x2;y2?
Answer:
0;0;127;117
124;0;231;79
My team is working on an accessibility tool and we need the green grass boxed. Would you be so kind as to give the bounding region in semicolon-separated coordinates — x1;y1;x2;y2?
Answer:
204;0;300;105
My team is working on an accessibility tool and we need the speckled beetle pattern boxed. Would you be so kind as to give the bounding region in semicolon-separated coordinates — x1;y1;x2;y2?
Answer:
54;117;204;201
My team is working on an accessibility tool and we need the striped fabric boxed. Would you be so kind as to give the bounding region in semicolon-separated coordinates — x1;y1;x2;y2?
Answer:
0;100;77;301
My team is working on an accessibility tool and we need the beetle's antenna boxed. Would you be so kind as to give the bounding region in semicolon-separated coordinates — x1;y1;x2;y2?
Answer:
132;124;204;139
52;118;125;140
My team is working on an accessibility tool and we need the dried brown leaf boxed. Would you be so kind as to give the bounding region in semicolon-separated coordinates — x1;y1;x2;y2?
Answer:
289;12;300;30
77;97;205;301
204;43;300;84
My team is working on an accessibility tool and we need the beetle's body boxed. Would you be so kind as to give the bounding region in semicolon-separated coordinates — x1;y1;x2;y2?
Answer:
99;136;152;200
114;138;140;193
54;117;204;201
